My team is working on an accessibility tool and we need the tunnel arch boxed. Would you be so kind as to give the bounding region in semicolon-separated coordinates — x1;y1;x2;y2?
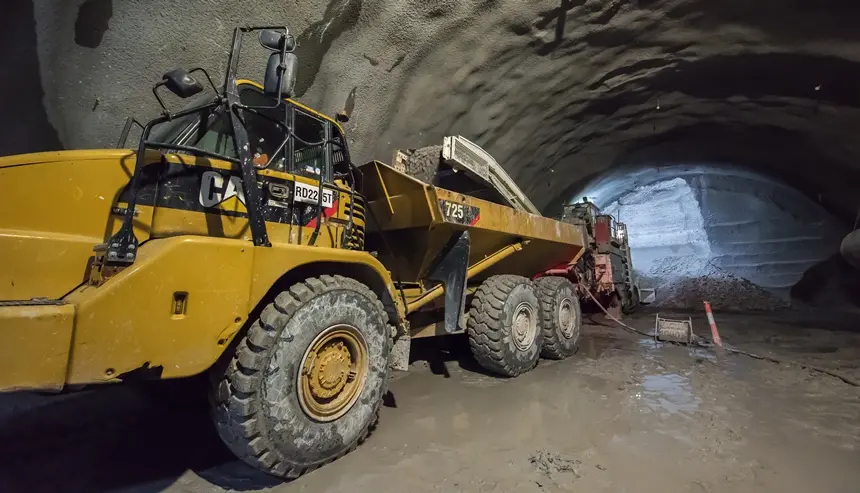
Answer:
6;0;860;306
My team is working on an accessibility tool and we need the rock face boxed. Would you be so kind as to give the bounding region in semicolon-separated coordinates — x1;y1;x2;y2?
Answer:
5;0;860;305
581;164;848;306
8;0;860;215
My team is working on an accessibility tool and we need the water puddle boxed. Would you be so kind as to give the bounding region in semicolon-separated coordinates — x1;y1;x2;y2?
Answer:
639;373;701;415
580;334;630;359
637;338;717;362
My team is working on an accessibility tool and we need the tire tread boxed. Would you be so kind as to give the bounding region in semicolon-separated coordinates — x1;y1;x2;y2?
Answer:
466;274;540;377
536;276;581;360
210;275;392;479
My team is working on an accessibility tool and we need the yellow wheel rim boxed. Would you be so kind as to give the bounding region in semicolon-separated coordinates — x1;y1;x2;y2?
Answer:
298;324;368;422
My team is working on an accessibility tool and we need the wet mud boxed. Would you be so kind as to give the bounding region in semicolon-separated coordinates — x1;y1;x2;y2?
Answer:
0;310;858;492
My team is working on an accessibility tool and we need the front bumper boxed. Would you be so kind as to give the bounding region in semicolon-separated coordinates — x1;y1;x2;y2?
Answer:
0;299;75;392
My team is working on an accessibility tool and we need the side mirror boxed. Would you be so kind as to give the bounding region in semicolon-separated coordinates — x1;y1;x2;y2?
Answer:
259;29;296;52
162;68;204;98
264;52;298;99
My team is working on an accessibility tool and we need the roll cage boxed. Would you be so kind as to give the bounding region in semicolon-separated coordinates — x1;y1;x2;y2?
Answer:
106;26;357;266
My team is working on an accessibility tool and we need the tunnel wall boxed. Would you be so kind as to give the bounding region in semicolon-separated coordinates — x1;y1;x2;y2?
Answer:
11;2;860;206
580;165;850;309
5;0;860;273
11;0;490;157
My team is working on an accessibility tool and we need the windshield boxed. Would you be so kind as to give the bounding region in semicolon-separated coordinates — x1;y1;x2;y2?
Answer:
148;84;339;180
149;91;221;145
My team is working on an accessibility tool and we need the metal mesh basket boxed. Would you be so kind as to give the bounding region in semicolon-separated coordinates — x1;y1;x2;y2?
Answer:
654;314;694;344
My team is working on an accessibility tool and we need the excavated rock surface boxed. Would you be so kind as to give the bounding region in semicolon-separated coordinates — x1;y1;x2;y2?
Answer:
10;0;860;306
306;0;860;219
587;166;848;306
18;0;860;220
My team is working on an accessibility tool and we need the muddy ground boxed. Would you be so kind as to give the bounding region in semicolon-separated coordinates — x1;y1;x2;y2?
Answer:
1;309;858;493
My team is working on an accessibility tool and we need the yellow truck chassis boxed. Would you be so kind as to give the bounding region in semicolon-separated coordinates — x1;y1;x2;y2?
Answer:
0;25;587;480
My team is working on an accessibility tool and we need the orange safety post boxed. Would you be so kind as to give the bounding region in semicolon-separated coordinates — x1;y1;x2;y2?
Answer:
703;301;722;347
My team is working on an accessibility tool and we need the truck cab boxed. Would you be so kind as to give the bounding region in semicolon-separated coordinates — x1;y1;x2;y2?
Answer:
151;81;351;182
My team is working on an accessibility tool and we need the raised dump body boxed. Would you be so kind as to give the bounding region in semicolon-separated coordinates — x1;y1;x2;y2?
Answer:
360;160;586;336
391;135;540;214
440;136;540;215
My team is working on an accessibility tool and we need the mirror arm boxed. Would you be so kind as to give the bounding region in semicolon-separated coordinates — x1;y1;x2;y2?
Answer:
168;99;221;120
152;82;169;113
188;67;218;94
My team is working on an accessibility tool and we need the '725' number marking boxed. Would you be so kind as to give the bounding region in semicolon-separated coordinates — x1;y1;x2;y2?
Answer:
444;201;465;219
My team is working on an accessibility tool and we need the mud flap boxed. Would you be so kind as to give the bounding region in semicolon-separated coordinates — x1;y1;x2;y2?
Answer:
427;230;470;333
390;333;411;372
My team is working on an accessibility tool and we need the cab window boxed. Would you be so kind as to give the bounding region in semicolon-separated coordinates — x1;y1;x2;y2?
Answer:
331;127;349;178
193;110;235;157
240;87;288;169
292;109;327;179
167;84;344;182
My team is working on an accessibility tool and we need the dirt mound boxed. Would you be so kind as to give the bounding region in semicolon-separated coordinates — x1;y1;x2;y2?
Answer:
654;270;789;312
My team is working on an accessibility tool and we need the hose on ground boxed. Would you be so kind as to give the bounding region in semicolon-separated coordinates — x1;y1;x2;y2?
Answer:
717;345;860;387
582;288;653;338
582;287;860;388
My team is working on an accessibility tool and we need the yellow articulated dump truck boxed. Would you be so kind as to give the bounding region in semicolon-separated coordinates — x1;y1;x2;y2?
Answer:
0;26;585;478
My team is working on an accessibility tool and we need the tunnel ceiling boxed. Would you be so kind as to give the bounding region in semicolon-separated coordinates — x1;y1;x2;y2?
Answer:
13;0;860;220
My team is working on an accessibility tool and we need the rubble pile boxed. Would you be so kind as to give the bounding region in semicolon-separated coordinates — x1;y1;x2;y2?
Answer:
653;270;789;312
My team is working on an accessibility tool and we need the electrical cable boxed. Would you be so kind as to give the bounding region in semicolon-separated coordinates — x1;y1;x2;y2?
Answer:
583;286;860;387
582;288;653;338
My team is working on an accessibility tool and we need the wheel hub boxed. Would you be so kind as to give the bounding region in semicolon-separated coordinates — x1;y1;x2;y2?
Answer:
512;302;537;351
298;325;368;422
309;342;352;398
558;298;574;338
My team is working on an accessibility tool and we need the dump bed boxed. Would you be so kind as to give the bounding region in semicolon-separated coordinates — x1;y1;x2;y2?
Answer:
360;161;585;291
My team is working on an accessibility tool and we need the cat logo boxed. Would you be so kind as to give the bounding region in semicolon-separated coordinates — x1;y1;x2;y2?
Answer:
199;170;246;209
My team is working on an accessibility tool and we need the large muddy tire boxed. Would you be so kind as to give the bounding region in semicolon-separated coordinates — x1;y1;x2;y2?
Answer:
621;284;639;314
466;275;543;377
404;145;443;184
536;277;581;360
210;275;392;479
